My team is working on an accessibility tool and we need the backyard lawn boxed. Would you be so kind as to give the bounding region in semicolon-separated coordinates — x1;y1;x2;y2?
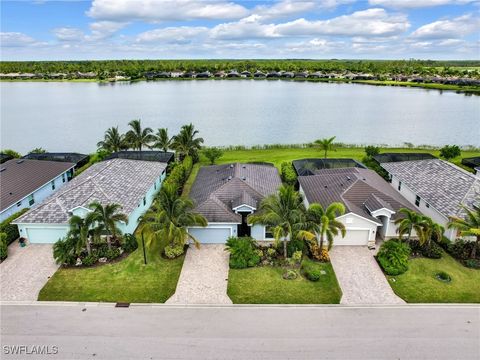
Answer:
387;253;480;303
227;259;342;304
38;239;184;303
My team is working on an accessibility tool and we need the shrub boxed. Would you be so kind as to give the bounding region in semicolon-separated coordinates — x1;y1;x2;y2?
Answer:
301;263;321;282
203;147;223;165
266;247;277;259
122;233;138;253
53;236;77;265
364;145;380;158
164;244;185;259
408;239;442;259
82;253;99;266
377;240;411;276
280;162;297;186
307;242;330;262
95;243;109;258
291;250;303;266
439;145;461;160
447;239;478;260
225;236;260;269
283;269;298;280
0;208;29;245
435;271;452;282
464;259;480;269
0;233;7;261
287;238;304;257
105;247;121;260
164;156;193;193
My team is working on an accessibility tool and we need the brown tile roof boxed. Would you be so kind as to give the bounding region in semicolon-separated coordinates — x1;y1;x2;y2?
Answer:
1;159;75;212
189;163;282;223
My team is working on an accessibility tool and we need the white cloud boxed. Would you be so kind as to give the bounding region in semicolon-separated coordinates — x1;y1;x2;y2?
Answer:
52;27;85;41
136;26;208;44
410;14;480;38
87;0;249;22
210;15;279;40
0;32;37;47
88;21;128;40
252;1;317;21
369;0;478;8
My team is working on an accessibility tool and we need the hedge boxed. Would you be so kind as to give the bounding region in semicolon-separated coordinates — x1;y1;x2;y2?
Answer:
281;161;297;186
164;156;193;192
0;208;29;245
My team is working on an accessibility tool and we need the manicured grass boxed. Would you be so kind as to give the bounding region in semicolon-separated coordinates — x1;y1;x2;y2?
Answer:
182;163;200;197
387;252;480;303
38;239;184;303
227;259;342;304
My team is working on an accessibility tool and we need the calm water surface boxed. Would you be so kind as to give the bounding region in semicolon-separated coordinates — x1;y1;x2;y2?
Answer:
1;80;479;153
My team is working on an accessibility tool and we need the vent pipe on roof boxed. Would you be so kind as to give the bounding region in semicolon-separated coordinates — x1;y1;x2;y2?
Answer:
228;176;232;181
16;160;24;164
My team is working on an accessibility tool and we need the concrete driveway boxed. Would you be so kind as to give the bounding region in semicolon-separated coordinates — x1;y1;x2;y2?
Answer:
166;244;232;304
329;246;405;305
0;241;59;301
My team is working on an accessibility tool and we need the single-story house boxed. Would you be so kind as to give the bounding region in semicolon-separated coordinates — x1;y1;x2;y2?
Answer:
1;159;75;222
188;163;282;243
292;158;366;177
298;167;416;247
13;158;167;243
379;158;480;240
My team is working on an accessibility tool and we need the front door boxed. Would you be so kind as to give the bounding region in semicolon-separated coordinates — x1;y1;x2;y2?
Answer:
237;212;251;237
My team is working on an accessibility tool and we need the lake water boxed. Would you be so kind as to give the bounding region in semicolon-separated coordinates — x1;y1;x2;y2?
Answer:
1;80;479;154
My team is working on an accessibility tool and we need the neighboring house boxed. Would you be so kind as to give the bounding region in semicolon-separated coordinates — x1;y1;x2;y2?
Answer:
13;158;167;243
298;167;415;248
22;152;90;170
293;158;366;176
379;159;480;240
188;163;282;243
0;159;75;222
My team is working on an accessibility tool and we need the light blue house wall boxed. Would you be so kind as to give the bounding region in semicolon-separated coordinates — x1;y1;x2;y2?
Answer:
0;168;73;222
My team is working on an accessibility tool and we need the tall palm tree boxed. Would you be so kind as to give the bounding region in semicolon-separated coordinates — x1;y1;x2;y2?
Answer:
417;216;444;247
395;208;423;241
68;215;95;256
303;202;346;250
125;119;155;153
153;128;172;152
97;126;127;153
249;185;306;259
448;207;480;258
88;202;128;249
171;123;204;161
139;183;207;252
314;136;336;159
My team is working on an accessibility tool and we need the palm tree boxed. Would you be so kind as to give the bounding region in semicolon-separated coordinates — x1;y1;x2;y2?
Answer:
303;202;346;250
171;123;204;161
88;202;128;249
153;128;172;152
448;207;480;258
249;185;306;260
68;215;95;256
125;119;155;153
418;216;444;247
314;136;336;158
97;126;127;153
139;183;207;252
395;208;423;241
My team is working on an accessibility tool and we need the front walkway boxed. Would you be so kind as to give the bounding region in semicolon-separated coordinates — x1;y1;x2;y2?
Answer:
329;247;405;305
0;240;59;301
166;244;232;304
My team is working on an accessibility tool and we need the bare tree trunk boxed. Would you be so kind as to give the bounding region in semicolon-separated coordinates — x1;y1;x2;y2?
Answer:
283;238;288;260
319;233;325;250
86;238;92;256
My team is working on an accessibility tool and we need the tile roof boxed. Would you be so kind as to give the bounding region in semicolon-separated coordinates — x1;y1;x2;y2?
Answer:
298;168;414;223
1;159;75;212
14;158;167;224
381;159;480;217
189;163;282;223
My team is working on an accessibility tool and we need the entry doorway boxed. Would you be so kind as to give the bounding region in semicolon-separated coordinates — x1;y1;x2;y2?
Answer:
237;212;251;237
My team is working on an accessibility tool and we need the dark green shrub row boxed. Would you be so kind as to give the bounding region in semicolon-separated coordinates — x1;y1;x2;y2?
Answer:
301;262;321;282
377;239;411;276
280;162;297;186
225;236;260;269
0;208;29;245
164;156;193;192
446;239;480;260
408;239;443;259
0;233;7;261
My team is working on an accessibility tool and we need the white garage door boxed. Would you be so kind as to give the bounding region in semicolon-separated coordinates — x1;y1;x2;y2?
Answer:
333;229;370;246
26;227;68;244
188;227;232;244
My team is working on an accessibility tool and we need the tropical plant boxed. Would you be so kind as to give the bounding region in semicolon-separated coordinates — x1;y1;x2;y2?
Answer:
97;126;127;153
302;202;346;250
87;202;128;249
249;185;306;260
394;208;423;241
203;147;223;165
125;119;155;152
377;239;411;276
225;236;261;269
153;128;172;152
364;145;380;158
314;136;336;158
67;215;96;256
417;216;444;247
1;149;21;158
280;161;297;186
29;147;47;154
139;182;207;254
53;236;77;265
439;144;461;160
448;206;480;258
0;232;7;261
171;123;204;162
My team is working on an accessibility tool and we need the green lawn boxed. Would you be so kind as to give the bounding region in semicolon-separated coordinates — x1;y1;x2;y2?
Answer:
227;259;342;304
38;239;184;303
387;253;480;303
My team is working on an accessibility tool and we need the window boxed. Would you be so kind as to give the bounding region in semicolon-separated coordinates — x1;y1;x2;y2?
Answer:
415;195;421;207
16;201;22;207
154;182;156;190
28;194;35;206
143;197;146;206
426;203;430;208
398;181;402;191
51;181;55;190
62;174;66;183
265;226;274;239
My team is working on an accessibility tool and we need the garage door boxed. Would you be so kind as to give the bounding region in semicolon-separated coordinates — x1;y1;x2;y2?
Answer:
333;229;370;246
25;227;68;244
188;227;232;244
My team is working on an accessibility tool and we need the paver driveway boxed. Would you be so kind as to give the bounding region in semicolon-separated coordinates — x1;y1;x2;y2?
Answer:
166;244;232;304
0;241;59;301
329;247;405;305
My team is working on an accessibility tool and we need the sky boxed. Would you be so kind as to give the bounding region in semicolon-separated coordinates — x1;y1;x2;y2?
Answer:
1;0;479;60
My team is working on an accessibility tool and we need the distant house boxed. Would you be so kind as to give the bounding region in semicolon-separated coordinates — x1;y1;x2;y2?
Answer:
266;71;280;78
253;71;266;78
182;71;195;78
22;152;90;170
295;71;309;78
293;158;366;177
282;71;295;78
14;158;167;243
298;168;415;247
196;71;211;78
1;159;75;222
379;158;480;240
240;71;251;77
105;150;174;164
214;71;226;78
227;70;240;78
188;163;282;243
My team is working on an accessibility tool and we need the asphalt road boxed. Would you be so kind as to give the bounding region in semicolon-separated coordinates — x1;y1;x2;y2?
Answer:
1;303;479;360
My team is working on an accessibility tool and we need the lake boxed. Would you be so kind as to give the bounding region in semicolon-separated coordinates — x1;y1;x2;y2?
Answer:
1;80;479;154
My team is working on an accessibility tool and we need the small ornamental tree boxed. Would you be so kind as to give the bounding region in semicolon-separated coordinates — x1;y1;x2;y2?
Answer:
364;145;380;158
439;145;461;160
203;147;223;165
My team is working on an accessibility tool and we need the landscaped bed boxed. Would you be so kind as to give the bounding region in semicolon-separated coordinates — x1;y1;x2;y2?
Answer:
227;259;342;304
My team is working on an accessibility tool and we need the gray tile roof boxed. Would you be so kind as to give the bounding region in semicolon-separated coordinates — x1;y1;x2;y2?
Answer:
15;158;167;224
299;168;415;223
189;163;282;223
1;159;75;211
381;159;480;217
